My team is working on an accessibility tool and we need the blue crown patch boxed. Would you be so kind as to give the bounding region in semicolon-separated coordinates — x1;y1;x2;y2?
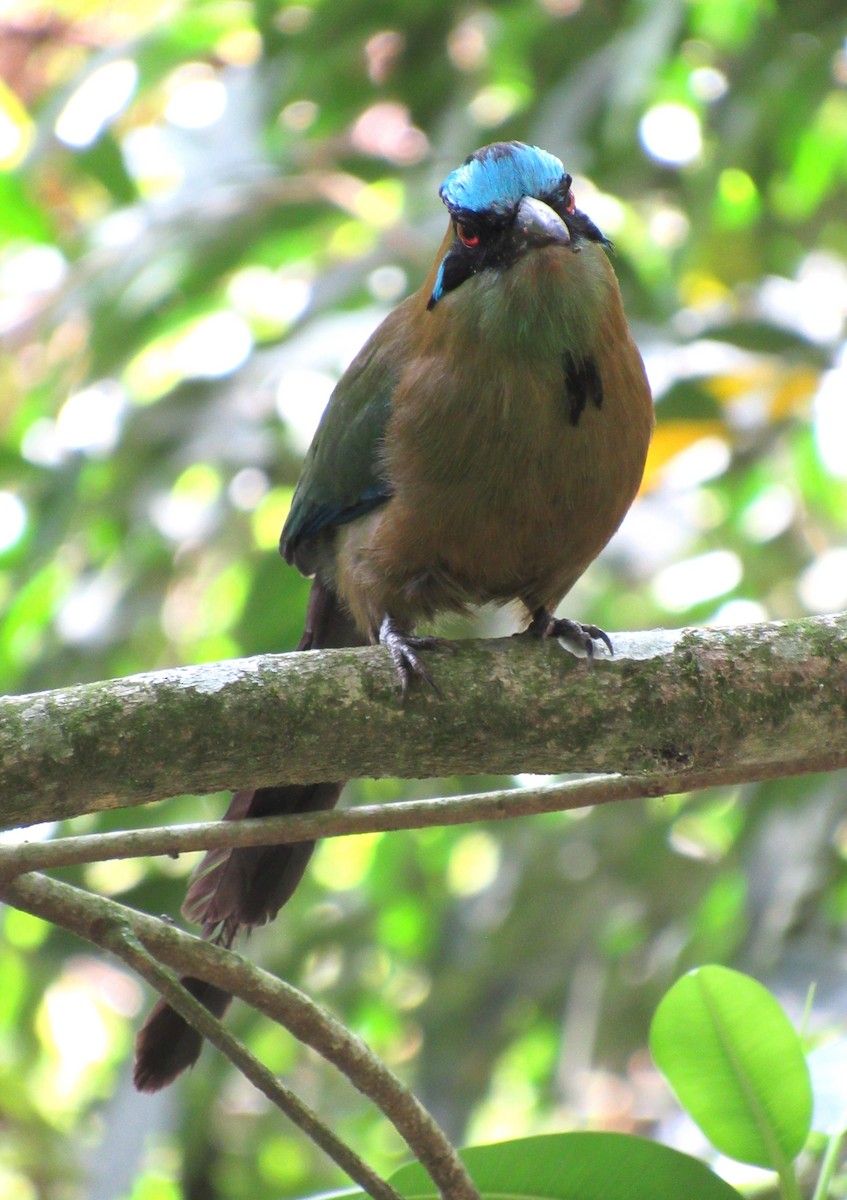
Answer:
439;142;566;216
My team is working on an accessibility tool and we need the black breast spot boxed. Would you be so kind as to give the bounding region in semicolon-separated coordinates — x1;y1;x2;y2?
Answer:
561;351;604;426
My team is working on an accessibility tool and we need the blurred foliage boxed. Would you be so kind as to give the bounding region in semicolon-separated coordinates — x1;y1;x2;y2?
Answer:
0;1;846;1198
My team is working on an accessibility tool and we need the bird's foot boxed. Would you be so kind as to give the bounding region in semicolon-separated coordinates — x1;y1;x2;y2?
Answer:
379;614;452;697
527;607;613;660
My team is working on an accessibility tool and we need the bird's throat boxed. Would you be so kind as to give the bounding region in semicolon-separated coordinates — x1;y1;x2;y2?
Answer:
457;243;613;358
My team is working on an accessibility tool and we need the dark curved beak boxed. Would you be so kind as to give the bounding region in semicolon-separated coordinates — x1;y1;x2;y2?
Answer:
513;196;570;249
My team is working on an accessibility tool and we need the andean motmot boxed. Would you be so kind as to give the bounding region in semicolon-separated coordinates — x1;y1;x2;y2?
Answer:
134;141;654;1090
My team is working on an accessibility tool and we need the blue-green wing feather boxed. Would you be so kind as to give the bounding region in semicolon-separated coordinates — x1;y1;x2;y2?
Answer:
280;308;406;569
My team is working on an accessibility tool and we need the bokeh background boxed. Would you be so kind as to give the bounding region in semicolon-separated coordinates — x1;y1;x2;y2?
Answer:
1;1;846;1198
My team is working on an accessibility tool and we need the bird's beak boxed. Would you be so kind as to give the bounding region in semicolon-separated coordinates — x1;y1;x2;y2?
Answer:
513;196;570;249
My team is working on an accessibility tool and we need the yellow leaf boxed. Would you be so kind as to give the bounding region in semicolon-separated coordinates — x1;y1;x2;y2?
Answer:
641;420;727;491
0;79;33;171
771;366;819;420
706;362;819;420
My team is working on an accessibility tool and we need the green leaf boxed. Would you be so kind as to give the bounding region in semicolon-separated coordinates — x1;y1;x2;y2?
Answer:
386;1132;742;1200
701;321;830;361
75;132;138;205
0;173;53;240
655;379;722;421
650;965;812;1168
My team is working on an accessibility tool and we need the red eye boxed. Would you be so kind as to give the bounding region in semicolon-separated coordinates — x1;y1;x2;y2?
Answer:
565;190;576;213
457;224;480;247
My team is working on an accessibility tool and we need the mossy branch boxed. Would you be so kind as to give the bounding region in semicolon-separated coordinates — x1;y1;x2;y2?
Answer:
0;870;481;1200
2;614;846;830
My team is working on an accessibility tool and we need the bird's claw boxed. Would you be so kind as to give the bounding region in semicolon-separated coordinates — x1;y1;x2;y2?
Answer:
379;616;450;697
527;608;613;660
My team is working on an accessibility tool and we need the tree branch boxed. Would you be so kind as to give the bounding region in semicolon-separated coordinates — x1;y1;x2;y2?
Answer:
2;614;845;829
104;928;404;1200
0;870;481;1200
2;754;844;879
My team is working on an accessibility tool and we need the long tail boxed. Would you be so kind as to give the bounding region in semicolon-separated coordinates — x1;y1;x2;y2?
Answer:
133;579;362;1092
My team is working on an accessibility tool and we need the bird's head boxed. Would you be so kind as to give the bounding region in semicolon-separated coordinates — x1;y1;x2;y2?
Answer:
427;142;608;312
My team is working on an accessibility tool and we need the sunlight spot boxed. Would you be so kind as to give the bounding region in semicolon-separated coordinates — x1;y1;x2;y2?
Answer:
644;338;748;399
0;110;17;156
0;491;26;552
0;821;56;846
216;26;263;66
389;965;431;1010
648;204;690;249
228;467;269;511
227;267;311;333
815;365;847;476
174;310;253;378
653;550;742;612
276;368;335;452
125;311;251;401
570;178;626;236
759;252;847;344
798;548;847;614
330;220;376;258
559;839;598;880
468;83;526;127
659;436;731;490
56;570;123;644
39;976;110;1099
274;5;312;34
741;484;795;542
56;380;125;455
20;419;62;467
92;208;147;249
0;243;66;297
690;66;729;102
312;833;382;890
301;946;344;992
710;598;768;626
165;66;227;129
122;125;183;195
279;99;319;131
447;831;501;896
639;103;702;166
0;80;33;168
150;463;221;542
368;265;407;302
251;487;292;550
715;1158;784;1191
55;59;138;148
350;179;404;228
84;858;146;896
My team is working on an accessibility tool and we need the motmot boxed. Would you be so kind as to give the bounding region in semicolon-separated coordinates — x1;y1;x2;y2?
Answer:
134;141;654;1090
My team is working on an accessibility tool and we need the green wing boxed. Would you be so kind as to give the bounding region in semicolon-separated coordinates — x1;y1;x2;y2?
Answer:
280;303;408;571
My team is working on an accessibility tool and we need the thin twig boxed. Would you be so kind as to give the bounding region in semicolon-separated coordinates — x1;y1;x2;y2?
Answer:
2;754;843;878
0;871;481;1200
103;924;403;1200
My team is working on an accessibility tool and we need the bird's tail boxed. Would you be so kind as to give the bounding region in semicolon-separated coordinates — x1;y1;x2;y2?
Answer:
133;579;362;1092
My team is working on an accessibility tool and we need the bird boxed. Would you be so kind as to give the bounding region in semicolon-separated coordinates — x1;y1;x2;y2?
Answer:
133;141;654;1091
